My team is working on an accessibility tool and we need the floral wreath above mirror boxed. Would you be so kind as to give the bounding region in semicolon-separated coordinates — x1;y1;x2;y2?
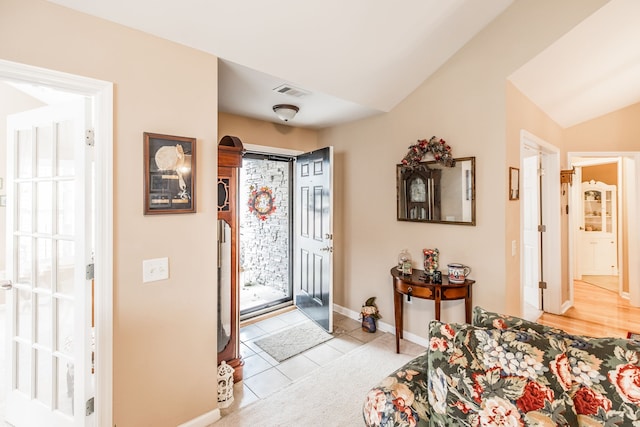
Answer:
401;136;454;169
247;185;276;221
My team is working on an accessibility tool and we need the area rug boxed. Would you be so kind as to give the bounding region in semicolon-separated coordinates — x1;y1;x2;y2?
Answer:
253;321;333;362
218;333;425;427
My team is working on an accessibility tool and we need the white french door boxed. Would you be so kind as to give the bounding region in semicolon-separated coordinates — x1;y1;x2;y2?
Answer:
5;99;94;427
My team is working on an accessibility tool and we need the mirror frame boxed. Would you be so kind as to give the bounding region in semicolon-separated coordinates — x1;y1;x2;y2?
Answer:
396;156;476;226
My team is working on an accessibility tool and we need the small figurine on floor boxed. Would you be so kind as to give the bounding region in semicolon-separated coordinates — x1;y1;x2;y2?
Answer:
361;297;381;333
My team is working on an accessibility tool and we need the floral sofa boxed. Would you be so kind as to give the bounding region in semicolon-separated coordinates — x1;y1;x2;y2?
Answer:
363;306;640;426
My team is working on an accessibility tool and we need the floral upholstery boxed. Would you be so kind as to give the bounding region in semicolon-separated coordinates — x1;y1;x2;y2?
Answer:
363;306;640;427
427;320;578;426
362;351;430;427
473;306;640;426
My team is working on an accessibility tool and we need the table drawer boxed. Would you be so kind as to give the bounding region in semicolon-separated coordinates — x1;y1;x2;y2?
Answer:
442;286;468;300
395;281;434;299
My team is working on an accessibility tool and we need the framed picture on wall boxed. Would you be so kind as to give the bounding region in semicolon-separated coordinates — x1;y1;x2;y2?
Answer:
509;167;520;201
144;132;196;214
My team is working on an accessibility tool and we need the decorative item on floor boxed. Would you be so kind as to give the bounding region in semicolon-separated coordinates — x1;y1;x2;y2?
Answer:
397;249;413;275
447;263;471;284
361;297;381;333
247;185;276;220
400;136;454;169
422;248;439;277
217;361;235;408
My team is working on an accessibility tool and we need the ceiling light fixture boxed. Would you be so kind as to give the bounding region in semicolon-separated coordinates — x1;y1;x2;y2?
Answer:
272;104;299;122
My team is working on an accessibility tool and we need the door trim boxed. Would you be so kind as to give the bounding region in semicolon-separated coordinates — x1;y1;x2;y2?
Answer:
520;130;562;314
568;151;640;307
0;59;114;427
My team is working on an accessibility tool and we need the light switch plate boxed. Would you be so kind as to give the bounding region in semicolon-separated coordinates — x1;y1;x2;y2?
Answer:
143;257;169;283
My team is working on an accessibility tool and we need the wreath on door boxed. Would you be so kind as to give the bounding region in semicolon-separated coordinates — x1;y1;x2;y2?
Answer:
247;186;276;221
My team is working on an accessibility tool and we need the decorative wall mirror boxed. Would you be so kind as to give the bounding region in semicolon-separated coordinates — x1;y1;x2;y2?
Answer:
397;156;475;225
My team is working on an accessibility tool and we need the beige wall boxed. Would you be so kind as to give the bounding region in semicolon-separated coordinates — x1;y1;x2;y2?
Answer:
1;1;220;425
319;0;605;338
219;112;319;152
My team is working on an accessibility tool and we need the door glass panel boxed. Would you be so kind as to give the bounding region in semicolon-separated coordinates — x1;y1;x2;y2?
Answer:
37;181;53;234
36;293;52;346
17;236;33;284
57;298;74;355
57;120;75;176
35;348;52;405
16;288;32;339
36;124;53;177
57;240;75;295
36;238;52;289
16;341;31;394
17;128;32;178
58;180;75;236
56;358;74;415
17;182;33;232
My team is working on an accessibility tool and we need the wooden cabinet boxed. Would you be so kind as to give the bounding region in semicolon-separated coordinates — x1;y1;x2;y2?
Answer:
581;180;617;275
217;135;244;382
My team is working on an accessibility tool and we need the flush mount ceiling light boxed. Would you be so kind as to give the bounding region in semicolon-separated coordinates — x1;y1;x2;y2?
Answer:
272;104;299;122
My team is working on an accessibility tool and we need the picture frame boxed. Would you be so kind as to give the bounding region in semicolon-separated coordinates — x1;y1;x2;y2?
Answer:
509;167;519;201
144;132;196;215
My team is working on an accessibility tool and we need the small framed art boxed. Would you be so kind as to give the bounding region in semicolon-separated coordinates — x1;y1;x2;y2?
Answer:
144;132;196;214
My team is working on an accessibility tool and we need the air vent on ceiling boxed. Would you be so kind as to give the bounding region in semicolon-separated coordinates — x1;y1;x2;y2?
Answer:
273;84;310;98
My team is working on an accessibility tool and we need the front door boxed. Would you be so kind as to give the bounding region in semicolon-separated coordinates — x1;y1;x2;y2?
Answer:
4;100;94;427
294;147;333;332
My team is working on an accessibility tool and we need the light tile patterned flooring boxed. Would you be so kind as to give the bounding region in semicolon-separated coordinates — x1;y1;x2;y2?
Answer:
220;308;382;414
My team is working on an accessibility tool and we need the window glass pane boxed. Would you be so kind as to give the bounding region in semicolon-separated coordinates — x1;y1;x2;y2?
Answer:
17;128;32;179
16;288;32;340
37;181;53;234
17;182;33;233
17;236;33;285
57;240;75;295
16;341;31;394
35;348;52;406
57;358;74;416
58;180;75;236
36;293;52;347
36;124;53;177
36;238;52;289
57;298;74;355
57;120;75;177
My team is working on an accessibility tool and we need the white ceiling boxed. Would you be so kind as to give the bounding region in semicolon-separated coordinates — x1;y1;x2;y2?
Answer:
47;0;640;129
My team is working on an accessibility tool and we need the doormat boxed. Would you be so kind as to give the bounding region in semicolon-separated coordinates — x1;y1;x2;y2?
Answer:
254;321;333;362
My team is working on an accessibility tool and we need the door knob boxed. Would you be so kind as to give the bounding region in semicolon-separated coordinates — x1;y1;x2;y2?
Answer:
1;280;13;290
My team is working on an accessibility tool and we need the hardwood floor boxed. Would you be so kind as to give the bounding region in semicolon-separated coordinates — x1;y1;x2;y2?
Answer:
537;280;640;338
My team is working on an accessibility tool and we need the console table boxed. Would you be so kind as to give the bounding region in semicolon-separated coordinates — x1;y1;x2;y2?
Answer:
391;267;475;353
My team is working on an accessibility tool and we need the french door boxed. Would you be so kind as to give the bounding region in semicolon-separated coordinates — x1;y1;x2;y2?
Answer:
5;99;94;427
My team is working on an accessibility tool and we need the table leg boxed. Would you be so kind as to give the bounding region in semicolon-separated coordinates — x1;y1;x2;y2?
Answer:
434;286;441;321
465;284;472;323
394;289;402;353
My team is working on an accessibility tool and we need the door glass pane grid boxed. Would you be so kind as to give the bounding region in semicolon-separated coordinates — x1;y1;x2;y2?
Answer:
17;182;33;233
35;347;53;406
17;128;33;179
57;120;75;177
36;237;53;289
36;180;54;234
56;356;74;415
16;341;32;395
36;123;54;178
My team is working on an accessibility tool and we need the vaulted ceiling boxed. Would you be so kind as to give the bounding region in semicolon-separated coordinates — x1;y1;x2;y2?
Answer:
48;0;640;129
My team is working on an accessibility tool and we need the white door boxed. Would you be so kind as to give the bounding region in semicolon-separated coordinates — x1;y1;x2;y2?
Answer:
5;100;94;427
294;147;333;332
522;153;541;310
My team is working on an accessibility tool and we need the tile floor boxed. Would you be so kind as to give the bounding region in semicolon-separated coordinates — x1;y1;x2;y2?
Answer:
220;308;382;414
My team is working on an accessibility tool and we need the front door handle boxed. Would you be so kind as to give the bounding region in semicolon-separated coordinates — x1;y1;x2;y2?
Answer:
1;280;13;291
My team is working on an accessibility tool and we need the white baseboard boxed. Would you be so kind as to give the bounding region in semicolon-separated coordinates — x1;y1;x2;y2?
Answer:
560;300;573;314
333;304;429;348
178;408;221;427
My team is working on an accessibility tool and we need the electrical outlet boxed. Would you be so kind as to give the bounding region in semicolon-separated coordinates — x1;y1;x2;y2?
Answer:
142;257;169;283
